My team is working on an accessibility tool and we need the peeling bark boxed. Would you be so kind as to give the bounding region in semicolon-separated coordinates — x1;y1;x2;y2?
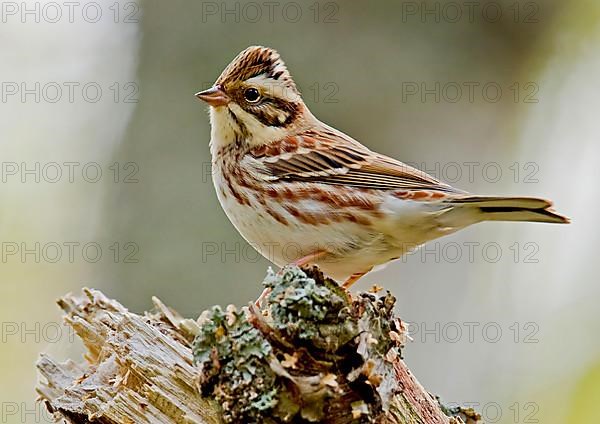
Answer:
36;266;480;424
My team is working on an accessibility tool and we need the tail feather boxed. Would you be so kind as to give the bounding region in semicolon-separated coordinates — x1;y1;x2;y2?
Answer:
451;196;570;224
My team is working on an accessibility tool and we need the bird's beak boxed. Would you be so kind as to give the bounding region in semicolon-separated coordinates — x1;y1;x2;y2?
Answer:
195;85;230;107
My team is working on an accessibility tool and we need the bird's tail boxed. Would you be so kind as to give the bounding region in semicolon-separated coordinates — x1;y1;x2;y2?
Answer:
449;196;570;224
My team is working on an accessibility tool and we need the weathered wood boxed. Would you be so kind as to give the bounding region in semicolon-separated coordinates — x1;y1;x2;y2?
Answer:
36;266;480;424
37;288;220;424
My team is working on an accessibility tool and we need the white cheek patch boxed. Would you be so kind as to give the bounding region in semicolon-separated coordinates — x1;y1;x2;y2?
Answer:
246;73;301;103
228;103;289;145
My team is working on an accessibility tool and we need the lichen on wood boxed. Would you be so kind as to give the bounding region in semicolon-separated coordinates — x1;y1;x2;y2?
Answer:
36;265;480;424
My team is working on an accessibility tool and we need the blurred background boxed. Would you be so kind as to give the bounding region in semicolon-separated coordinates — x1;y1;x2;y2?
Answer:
1;0;599;422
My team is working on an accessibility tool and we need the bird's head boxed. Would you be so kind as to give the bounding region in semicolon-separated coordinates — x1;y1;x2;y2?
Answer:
196;46;312;151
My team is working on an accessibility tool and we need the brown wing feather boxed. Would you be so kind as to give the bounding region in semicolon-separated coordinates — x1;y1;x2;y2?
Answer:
251;130;465;194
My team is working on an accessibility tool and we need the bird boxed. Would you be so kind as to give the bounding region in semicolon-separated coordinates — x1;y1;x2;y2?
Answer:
196;46;569;288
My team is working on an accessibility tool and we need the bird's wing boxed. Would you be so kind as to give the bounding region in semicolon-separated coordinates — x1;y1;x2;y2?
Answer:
248;129;465;195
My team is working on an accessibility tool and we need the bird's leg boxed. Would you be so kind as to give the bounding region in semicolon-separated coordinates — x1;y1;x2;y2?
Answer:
254;287;272;308
295;251;327;267
257;250;328;308
342;267;373;289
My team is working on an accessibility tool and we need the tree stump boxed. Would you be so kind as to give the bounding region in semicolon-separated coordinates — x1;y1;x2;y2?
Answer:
36;265;480;423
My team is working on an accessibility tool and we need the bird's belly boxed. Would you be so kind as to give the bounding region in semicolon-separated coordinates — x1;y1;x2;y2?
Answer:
212;168;454;281
213;180;378;275
219;195;370;269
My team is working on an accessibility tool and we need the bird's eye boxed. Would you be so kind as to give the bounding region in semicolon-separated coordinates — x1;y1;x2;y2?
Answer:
244;87;261;103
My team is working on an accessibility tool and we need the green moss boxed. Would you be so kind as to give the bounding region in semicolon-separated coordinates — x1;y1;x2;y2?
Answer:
192;266;405;423
264;266;357;350
437;396;482;423
193;305;279;422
